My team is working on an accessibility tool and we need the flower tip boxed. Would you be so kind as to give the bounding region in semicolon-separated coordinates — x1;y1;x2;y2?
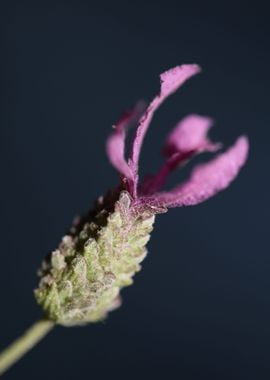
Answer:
238;134;249;148
160;63;201;79
185;113;214;128
235;135;249;164
159;64;202;96
180;63;202;74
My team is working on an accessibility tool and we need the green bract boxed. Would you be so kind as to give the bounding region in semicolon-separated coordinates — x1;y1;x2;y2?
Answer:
34;191;155;326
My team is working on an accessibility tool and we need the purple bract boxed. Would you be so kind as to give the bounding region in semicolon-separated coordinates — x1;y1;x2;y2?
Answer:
106;64;249;211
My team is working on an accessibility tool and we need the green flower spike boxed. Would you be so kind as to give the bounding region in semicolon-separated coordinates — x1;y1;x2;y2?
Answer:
0;64;248;375
34;191;158;326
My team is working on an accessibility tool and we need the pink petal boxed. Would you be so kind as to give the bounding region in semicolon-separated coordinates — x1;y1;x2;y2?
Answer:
130;64;201;192
164;114;220;157
137;136;249;208
139;114;220;195
106;103;145;182
106;128;132;180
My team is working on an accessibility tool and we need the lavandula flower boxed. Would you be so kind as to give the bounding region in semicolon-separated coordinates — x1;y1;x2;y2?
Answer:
0;64;249;374
35;64;249;326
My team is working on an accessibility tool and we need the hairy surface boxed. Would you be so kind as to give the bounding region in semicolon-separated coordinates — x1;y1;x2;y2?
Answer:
35;192;155;326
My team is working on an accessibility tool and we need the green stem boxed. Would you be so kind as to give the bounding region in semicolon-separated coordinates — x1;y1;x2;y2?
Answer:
0;319;54;375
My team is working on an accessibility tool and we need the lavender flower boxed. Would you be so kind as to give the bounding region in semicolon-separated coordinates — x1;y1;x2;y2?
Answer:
34;64;248;327
0;64;249;375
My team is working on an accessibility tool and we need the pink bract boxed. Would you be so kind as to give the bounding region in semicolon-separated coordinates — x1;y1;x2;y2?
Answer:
106;64;249;210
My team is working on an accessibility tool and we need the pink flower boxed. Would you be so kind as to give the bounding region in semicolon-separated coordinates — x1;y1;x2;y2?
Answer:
106;64;249;212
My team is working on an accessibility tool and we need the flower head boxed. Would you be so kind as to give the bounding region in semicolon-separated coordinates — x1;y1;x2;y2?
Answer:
107;64;249;211
35;65;248;326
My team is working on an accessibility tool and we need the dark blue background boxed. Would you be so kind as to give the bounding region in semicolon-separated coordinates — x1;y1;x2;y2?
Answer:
0;1;269;379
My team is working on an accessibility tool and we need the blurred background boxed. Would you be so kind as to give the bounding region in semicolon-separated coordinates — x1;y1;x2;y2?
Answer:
0;1;269;379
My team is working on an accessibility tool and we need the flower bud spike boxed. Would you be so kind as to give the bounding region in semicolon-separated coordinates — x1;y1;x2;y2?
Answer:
0;64;249;375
